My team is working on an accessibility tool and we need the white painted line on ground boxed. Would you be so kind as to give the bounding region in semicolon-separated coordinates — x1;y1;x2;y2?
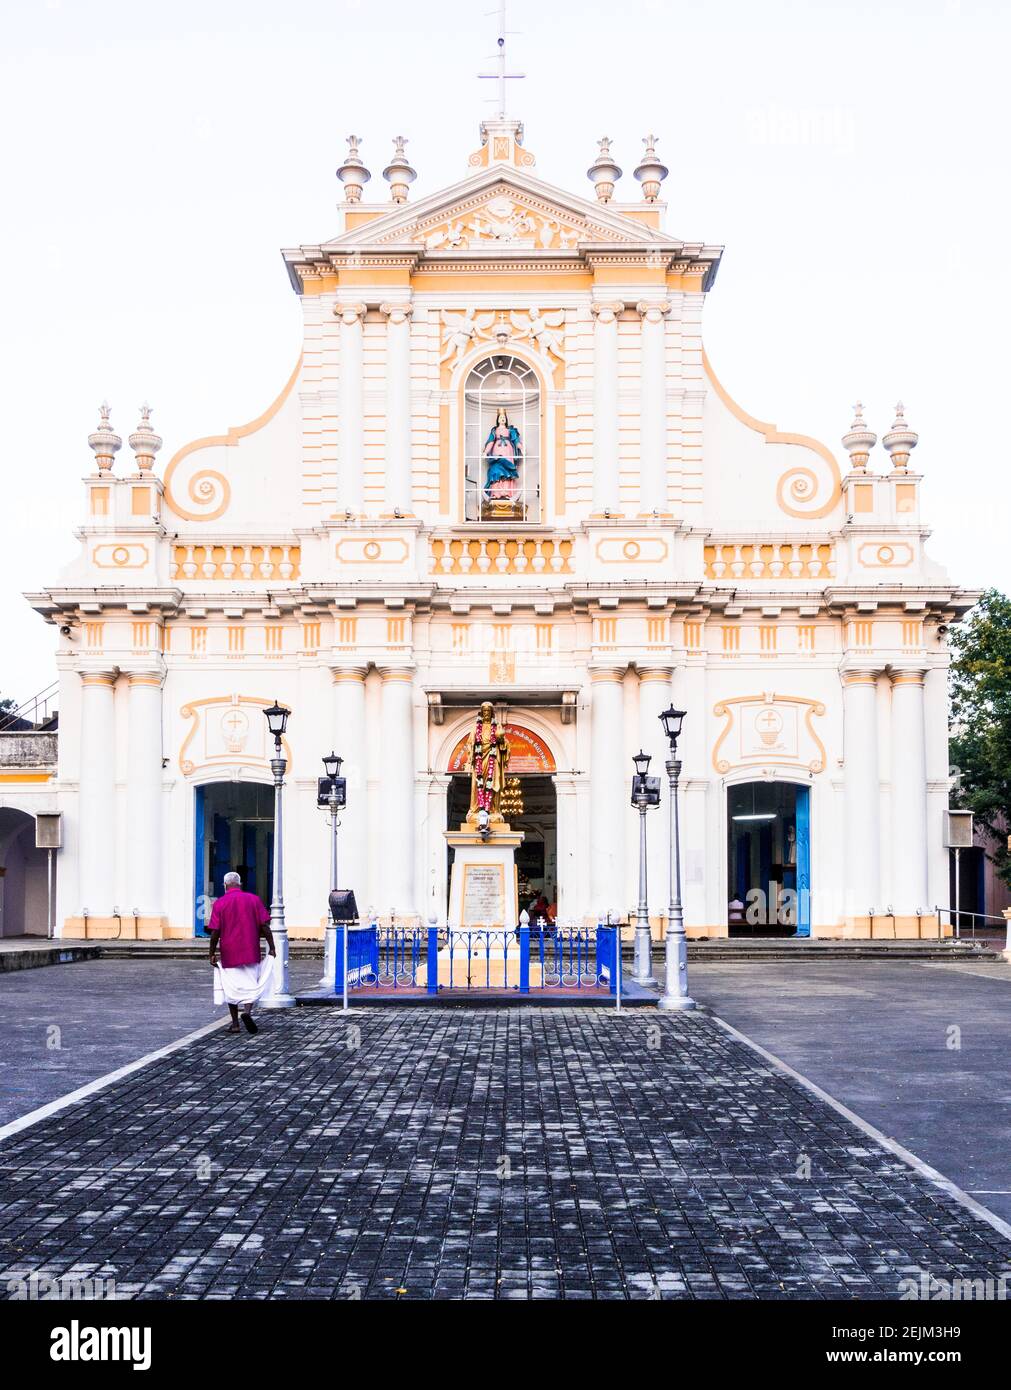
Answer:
710;1013;1011;1245
0;1017;228;1144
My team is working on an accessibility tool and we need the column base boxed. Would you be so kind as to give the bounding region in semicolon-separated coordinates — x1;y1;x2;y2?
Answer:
63;915;169;940
657;993;696;1011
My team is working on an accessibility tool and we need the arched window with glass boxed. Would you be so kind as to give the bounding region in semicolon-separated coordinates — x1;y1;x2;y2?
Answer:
463;355;541;521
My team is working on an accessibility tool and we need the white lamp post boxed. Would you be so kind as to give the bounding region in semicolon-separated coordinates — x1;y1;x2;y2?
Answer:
630;750;661;984
657;705;696;1011
261;701;295;1009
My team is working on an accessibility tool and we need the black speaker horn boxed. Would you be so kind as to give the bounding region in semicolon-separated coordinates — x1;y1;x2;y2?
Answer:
328;889;359;924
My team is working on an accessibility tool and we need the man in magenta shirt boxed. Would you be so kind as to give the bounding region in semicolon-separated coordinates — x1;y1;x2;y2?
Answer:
208;872;276;1034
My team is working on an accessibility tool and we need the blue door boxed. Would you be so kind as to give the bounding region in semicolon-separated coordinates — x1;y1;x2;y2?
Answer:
193;785;207;935
794;786;811;937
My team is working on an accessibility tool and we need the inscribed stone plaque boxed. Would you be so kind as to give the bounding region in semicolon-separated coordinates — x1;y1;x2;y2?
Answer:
462;864;506;926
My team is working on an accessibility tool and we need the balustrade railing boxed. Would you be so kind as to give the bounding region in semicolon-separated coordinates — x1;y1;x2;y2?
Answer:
429;534;574;576
171;543;301;581
704;541;834;581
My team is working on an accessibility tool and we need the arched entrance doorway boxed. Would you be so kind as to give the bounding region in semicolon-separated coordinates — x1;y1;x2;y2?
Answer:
193;781;274;934
726;781;810;937
445;721;558;917
0;808;50;938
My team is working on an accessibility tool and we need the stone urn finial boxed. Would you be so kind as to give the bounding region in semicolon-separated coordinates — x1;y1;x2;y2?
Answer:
634;134;668;202
841;400;877;472
382;135;416;204
882;401;918;472
587;136;622;203
88;400;122;473
337;134;371;204
128;402;163;474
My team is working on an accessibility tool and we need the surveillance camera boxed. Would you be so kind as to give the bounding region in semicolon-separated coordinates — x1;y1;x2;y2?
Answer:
59;624;74;638
936;623;949;637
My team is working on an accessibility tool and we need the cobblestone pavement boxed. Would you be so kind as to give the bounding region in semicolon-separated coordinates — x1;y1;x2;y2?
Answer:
1;1007;1009;1301
0;959;324;1124
690;961;1011;1224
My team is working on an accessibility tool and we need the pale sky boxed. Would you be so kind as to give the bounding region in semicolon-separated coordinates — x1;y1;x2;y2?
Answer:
1;0;1007;705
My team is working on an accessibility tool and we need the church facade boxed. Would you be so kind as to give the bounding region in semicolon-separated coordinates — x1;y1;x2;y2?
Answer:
23;117;974;941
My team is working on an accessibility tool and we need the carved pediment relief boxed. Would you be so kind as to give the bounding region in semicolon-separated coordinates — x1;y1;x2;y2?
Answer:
403;191;601;251
332;172;665;253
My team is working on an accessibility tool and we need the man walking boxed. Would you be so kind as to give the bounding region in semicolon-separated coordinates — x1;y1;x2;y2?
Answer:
208;871;276;1034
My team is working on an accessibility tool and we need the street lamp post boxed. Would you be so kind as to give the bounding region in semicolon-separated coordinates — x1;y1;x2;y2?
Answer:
261;701;295;1009
317;751;345;989
658;705;696;1011
630;750;661;984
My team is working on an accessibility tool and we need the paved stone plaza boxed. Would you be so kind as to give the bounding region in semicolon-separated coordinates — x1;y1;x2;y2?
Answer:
1;1002;1009;1300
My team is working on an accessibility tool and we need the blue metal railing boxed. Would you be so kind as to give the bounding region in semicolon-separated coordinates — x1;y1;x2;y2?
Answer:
336;919;619;994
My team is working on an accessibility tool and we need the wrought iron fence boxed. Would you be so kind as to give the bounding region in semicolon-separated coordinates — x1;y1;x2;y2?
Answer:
332;919;620;994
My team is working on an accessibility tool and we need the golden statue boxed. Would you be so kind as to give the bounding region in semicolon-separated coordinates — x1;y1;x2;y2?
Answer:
463;701;511;831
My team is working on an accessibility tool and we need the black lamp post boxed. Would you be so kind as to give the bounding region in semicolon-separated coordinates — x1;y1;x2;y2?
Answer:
657;705;695;1011
261;701;294;1007
630;749;661;983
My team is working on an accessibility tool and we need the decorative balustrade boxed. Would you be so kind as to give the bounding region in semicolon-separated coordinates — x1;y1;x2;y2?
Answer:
704;540;834;581
429;533;574;576
171;543;300;581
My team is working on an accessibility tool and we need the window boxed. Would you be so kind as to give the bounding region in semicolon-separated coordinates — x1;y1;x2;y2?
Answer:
464;355;541;522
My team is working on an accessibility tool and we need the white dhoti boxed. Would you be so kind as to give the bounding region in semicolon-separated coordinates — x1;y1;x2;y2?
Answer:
213;955;276;1007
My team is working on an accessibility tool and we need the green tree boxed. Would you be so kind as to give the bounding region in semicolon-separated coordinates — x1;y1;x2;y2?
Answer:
949;587;1011;888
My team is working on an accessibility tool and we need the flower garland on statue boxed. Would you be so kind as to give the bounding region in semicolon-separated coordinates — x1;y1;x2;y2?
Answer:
473;711;499;817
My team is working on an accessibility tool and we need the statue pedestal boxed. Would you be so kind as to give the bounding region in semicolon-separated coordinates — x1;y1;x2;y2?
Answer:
421;828;532;988
445;828;523;929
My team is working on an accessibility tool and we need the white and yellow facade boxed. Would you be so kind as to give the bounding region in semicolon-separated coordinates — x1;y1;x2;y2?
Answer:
24;117;974;941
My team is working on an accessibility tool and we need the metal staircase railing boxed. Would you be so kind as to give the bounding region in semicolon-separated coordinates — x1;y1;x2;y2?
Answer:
0;681;59;732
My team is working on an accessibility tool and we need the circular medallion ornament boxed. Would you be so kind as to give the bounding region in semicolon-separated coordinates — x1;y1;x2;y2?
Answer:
112;546;130;566
363;540;381;560
622;540;641;560
876;545;894;565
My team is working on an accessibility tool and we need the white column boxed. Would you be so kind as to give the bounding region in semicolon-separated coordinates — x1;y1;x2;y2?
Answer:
591;301;622;514
638;665;672;926
380;302;413;514
125;668;164;919
841;668;881;927
890;668;929;920
553;771;579;923
78;668;117;917
426;773;450;924
589;667;626;917
636;300;670;515
330;664;368;900
378;665;416;920
337;302;366;515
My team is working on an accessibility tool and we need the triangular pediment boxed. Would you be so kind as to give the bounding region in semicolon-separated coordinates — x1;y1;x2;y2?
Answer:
327;166;669;253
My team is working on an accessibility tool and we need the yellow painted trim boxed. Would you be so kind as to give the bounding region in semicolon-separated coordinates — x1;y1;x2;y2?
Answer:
413;271;594;292
438;403;450;515
0;772;54;783
163;355;302;522
554;402;566;516
702;348;842;519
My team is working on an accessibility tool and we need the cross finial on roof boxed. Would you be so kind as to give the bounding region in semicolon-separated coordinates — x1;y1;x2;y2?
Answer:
478;1;525;119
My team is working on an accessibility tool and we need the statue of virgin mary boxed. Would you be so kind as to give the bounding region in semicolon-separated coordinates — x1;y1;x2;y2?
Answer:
482;409;522;503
